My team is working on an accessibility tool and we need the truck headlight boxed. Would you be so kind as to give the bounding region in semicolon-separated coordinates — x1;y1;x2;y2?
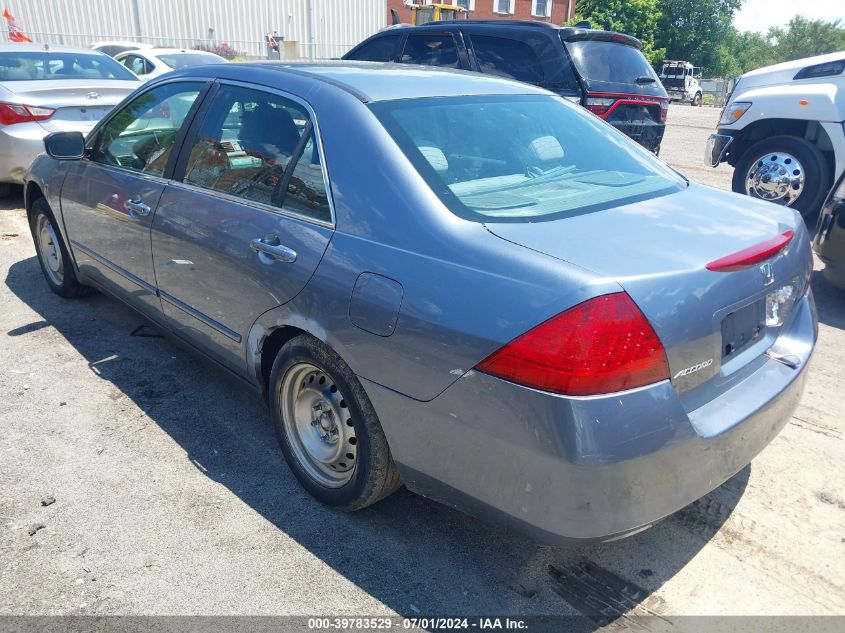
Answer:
719;101;752;125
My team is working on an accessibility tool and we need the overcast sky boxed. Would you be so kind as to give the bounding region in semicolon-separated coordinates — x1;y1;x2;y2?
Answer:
734;0;845;33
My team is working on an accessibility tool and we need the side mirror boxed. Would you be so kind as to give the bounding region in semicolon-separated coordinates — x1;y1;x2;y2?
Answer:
44;131;85;160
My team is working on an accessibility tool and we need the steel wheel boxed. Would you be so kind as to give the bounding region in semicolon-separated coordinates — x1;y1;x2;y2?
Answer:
35;213;64;286
744;151;805;206
280;362;357;488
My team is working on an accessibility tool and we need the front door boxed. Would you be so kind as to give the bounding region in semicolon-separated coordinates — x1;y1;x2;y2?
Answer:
151;82;335;373
61;80;207;316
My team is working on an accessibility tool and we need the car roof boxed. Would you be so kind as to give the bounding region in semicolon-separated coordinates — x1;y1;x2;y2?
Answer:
174;60;549;103
0;43;108;54
142;48;223;56
381;20;642;48
91;41;154;49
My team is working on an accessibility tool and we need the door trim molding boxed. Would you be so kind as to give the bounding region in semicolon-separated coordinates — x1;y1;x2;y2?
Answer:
71;240;157;295
159;289;242;343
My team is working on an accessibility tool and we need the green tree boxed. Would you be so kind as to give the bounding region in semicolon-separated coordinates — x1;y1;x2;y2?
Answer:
574;0;666;65
767;16;845;62
654;0;742;76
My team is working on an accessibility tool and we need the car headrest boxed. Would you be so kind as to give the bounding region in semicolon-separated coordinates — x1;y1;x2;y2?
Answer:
530;136;565;162
419;146;448;173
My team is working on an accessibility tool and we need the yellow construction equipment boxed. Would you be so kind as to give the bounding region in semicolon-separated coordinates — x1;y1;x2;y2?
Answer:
409;3;467;26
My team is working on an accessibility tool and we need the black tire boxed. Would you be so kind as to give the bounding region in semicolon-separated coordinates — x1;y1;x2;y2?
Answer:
692;92;702;107
0;184;11;199
29;197;92;298
269;334;402;510
732;135;830;217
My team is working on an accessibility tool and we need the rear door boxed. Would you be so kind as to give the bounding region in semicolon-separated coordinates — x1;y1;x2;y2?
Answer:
60;80;208;316
150;82;335;373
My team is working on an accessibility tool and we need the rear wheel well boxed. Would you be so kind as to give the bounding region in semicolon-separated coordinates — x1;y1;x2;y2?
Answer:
260;325;308;396
728;119;835;176
25;182;45;217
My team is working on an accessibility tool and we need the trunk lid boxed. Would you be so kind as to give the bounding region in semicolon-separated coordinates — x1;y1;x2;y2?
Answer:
485;183;812;394
2;79;139;133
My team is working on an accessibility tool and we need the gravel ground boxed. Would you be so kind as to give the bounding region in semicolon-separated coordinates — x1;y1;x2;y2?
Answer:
1;104;844;621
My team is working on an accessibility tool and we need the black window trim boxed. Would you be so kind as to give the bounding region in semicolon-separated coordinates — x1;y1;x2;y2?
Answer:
82;77;215;185
170;78;337;229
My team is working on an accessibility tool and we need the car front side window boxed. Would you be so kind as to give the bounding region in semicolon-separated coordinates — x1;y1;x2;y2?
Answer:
345;35;402;62
91;82;205;177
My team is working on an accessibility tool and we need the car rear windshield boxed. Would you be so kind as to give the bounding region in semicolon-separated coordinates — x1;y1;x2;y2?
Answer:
371;95;684;222
0;51;136;81
566;40;659;90
157;53;226;69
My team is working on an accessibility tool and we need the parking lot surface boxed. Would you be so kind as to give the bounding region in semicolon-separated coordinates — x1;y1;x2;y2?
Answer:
1;105;844;621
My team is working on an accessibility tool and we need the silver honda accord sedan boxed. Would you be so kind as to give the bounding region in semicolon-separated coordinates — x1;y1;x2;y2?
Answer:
24;62;817;543
0;44;139;197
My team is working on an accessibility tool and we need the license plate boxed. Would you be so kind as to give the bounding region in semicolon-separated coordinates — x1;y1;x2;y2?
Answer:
77;107;107;121
721;300;766;359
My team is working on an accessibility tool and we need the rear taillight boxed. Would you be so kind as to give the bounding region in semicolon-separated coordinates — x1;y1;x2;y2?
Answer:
585;96;614;117
585;93;666;122
706;229;795;272
0;102;56;125
476;292;669;396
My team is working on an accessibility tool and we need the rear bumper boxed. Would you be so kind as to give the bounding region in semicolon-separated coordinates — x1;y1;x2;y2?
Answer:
365;293;816;544
0;122;48;184
610;120;664;153
705;131;734;167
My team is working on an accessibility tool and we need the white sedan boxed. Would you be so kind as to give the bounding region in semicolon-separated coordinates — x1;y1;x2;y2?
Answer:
114;48;227;81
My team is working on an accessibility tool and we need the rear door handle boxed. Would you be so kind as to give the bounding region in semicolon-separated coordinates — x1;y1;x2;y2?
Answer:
124;198;151;219
250;236;297;263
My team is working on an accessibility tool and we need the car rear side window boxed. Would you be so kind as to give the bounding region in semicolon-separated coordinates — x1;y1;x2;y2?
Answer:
345;35;402;62
372;94;684;222
92;82;204;177
401;33;459;68
469;35;543;85
182;85;331;222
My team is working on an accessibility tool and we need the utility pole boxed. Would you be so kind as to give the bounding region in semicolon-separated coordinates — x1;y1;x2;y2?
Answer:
304;0;315;60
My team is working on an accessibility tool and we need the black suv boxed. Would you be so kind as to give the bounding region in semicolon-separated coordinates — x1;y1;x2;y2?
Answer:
344;21;669;153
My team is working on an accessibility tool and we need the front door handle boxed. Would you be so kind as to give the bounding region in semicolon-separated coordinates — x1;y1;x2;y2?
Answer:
250;236;297;263
124;198;151;219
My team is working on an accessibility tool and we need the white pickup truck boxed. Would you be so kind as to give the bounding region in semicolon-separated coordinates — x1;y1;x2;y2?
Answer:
706;52;845;216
